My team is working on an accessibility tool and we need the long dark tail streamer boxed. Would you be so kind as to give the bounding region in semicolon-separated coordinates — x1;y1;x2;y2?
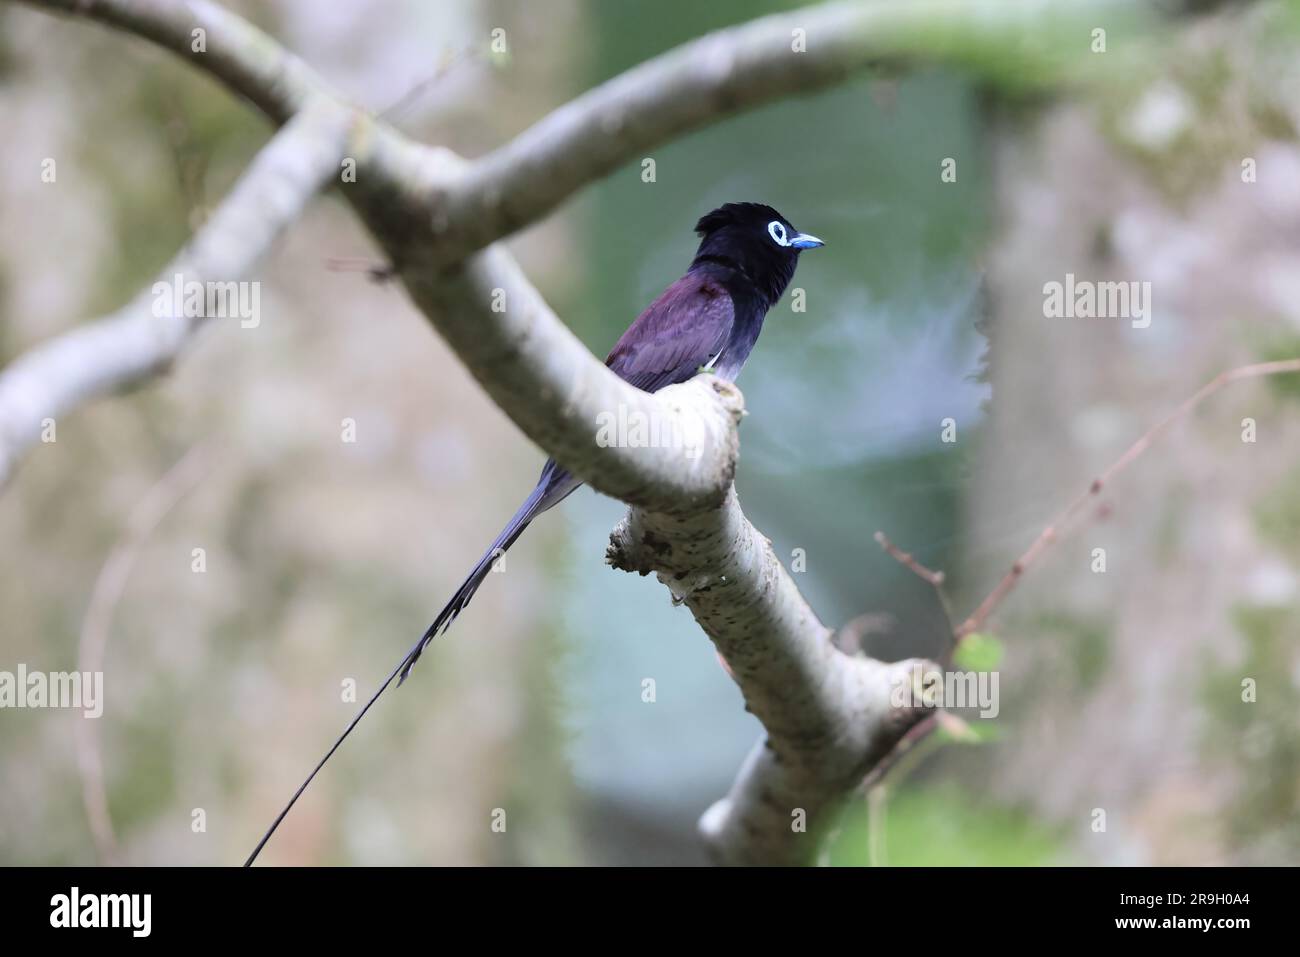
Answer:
243;465;568;865
242;639;421;866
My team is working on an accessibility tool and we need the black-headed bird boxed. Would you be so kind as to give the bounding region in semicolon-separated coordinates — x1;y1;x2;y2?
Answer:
403;202;823;676
246;202;823;864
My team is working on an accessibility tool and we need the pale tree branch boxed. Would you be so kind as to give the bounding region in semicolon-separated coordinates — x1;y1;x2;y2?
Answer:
396;247;746;511
0;98;354;484
18;0;330;122
5;0;1129;490
21;0;1134;265
608;490;935;865
437;0;1124;259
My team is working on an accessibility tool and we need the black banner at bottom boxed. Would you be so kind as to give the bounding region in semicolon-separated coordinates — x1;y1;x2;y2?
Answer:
0;865;1271;942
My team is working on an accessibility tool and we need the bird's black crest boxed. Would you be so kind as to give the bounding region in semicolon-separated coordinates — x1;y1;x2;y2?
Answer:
694;202;784;237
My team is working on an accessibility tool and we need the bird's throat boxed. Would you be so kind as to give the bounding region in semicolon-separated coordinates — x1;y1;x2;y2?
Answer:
689;254;791;312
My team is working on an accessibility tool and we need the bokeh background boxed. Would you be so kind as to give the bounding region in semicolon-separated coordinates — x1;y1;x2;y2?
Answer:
1;0;1297;865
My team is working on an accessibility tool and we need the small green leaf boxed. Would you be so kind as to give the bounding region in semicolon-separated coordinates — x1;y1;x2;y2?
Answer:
954;632;1003;672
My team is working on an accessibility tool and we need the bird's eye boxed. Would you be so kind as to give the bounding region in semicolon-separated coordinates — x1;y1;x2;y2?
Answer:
767;221;790;246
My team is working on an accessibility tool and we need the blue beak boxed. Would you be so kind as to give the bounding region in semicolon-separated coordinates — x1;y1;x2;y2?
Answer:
790;233;824;250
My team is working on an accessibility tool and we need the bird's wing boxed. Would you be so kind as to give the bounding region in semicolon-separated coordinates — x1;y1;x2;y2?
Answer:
604;272;734;393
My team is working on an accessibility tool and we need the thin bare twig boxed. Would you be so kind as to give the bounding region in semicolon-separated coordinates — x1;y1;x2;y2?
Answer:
75;443;213;864
377;46;481;122
874;530;945;587
858;358;1300;811
956;358;1300;638
874;530;959;657
860;712;941;792
324;256;397;283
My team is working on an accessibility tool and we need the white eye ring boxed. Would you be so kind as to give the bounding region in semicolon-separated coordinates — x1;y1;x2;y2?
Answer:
767;220;790;246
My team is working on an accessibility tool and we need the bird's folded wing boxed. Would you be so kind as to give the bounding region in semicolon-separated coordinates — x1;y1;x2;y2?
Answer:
604;272;734;394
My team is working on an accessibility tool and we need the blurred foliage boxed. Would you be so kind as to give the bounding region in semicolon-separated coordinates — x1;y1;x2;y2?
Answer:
1016;611;1115;704
1255;331;1300;401
1253;466;1300;560
1200;604;1300;862
826;787;1070;866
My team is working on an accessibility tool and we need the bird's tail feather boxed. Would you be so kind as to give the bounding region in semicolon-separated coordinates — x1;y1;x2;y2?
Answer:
396;478;549;683
244;464;576;866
